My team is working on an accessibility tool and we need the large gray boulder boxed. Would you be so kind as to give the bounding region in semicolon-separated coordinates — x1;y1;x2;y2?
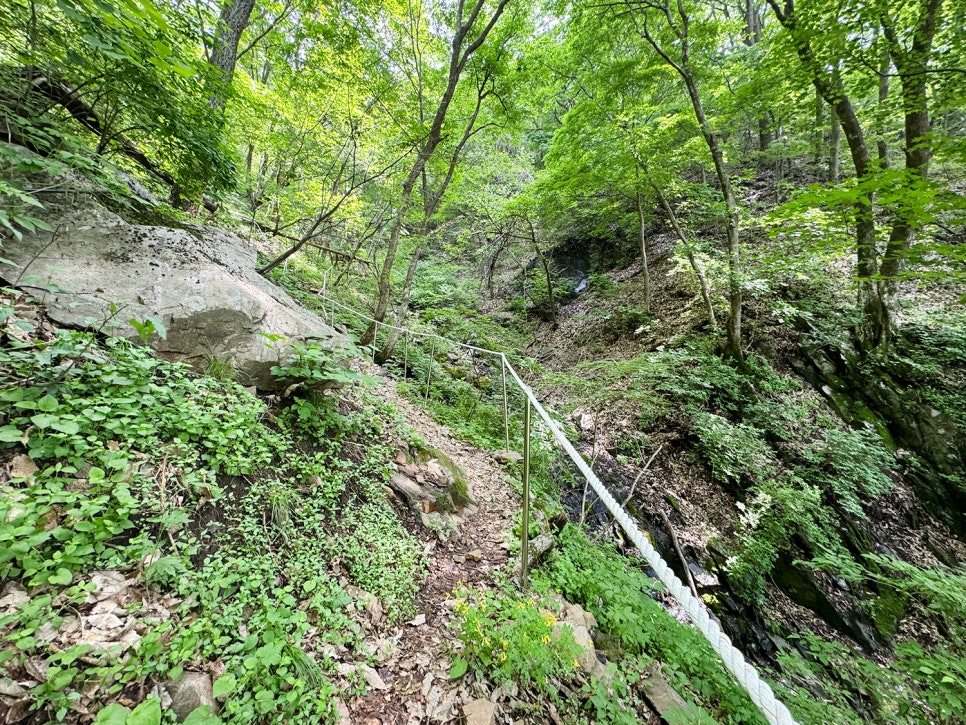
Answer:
1;195;343;390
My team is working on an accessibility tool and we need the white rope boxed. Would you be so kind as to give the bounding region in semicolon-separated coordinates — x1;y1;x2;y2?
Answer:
314;291;798;725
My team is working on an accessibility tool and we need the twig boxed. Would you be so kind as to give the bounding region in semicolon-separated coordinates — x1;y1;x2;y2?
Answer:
593;443;664;543
661;510;699;600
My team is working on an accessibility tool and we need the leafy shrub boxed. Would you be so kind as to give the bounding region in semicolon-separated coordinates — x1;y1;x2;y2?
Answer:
588;273;616;297
533;526;767;725
451;588;581;690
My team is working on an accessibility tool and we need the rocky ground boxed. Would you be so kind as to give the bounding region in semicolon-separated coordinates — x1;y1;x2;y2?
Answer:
337;369;644;725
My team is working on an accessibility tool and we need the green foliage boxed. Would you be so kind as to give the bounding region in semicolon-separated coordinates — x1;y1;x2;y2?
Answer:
552;343;895;604
588;273;617;297
451;588;582;690
894;642;966;722
533;525;767;724
330;503;427;623
1;0;235;201
410;264;482;310
0;145;58;242
270;340;369;391
608;305;653;336
165;550;339;724
0;293;424;722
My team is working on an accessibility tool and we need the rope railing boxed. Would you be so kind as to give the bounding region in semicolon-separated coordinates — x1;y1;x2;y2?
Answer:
314;289;798;725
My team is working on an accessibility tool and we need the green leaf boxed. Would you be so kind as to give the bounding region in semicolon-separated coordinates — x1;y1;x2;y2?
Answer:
48;568;73;586
30;414;59;429
51;419;80;435
212;673;237;698
183;706;222;725
93;703;130;725
126;697;161;725
36;395;59;412
449;657;468;680
0;426;23;443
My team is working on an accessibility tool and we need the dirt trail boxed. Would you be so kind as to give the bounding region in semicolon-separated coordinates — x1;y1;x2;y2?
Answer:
345;368;522;725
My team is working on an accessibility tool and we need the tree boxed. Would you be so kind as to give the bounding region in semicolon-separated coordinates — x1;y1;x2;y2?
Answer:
209;0;258;103
766;0;949;348
620;0;746;360
365;0;513;344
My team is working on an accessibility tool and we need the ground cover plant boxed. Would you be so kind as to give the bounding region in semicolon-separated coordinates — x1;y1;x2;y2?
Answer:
0;290;426;724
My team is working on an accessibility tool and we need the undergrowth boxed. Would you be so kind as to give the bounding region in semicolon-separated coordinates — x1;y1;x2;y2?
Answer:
548;340;895;604
533;524;768;725
0;291;425;723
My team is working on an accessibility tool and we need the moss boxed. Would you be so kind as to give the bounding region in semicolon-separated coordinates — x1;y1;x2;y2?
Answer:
417;446;474;509
871;587;906;640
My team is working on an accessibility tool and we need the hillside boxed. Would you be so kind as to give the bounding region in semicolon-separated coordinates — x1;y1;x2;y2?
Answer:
3;0;966;722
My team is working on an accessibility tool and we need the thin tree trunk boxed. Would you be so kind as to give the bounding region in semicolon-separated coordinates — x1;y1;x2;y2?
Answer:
812;91;825;165
635;6;743;361
636;192;651;314
683;73;743;360
377;246;422;364
877;0;944;343
652;181;717;330
768;0;884;348
537;249;557;325
828;112;841;183
877;45;891;166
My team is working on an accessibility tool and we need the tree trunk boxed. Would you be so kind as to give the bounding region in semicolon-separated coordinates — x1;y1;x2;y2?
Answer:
636;193;651;314
877;0;945;343
877;45;891;166
652;181;717;331
682;72;743;361
636;6;744;361
767;0;885;348
758;115;771;153
828;112;841;183
208;0;256;107
812;91;825;165
377;246;422;365
537;248;557;325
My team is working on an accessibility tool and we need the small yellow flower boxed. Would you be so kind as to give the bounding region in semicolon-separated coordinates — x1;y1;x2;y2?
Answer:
541;634;551;645
572;659;580;668
499;652;507;662
501;640;508;649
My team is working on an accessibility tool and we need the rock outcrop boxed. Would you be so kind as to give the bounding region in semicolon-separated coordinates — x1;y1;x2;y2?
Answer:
1;193;342;389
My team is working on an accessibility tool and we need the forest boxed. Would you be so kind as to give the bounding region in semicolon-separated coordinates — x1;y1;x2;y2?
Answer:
1;0;966;723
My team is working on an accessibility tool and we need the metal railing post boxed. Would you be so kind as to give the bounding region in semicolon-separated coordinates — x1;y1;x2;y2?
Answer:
501;355;510;452
520;398;531;590
425;338;436;400
372;321;379;364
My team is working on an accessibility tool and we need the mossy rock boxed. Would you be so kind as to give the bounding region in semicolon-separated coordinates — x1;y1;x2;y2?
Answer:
414;446;474;509
444;364;467;380
870;587;905;641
